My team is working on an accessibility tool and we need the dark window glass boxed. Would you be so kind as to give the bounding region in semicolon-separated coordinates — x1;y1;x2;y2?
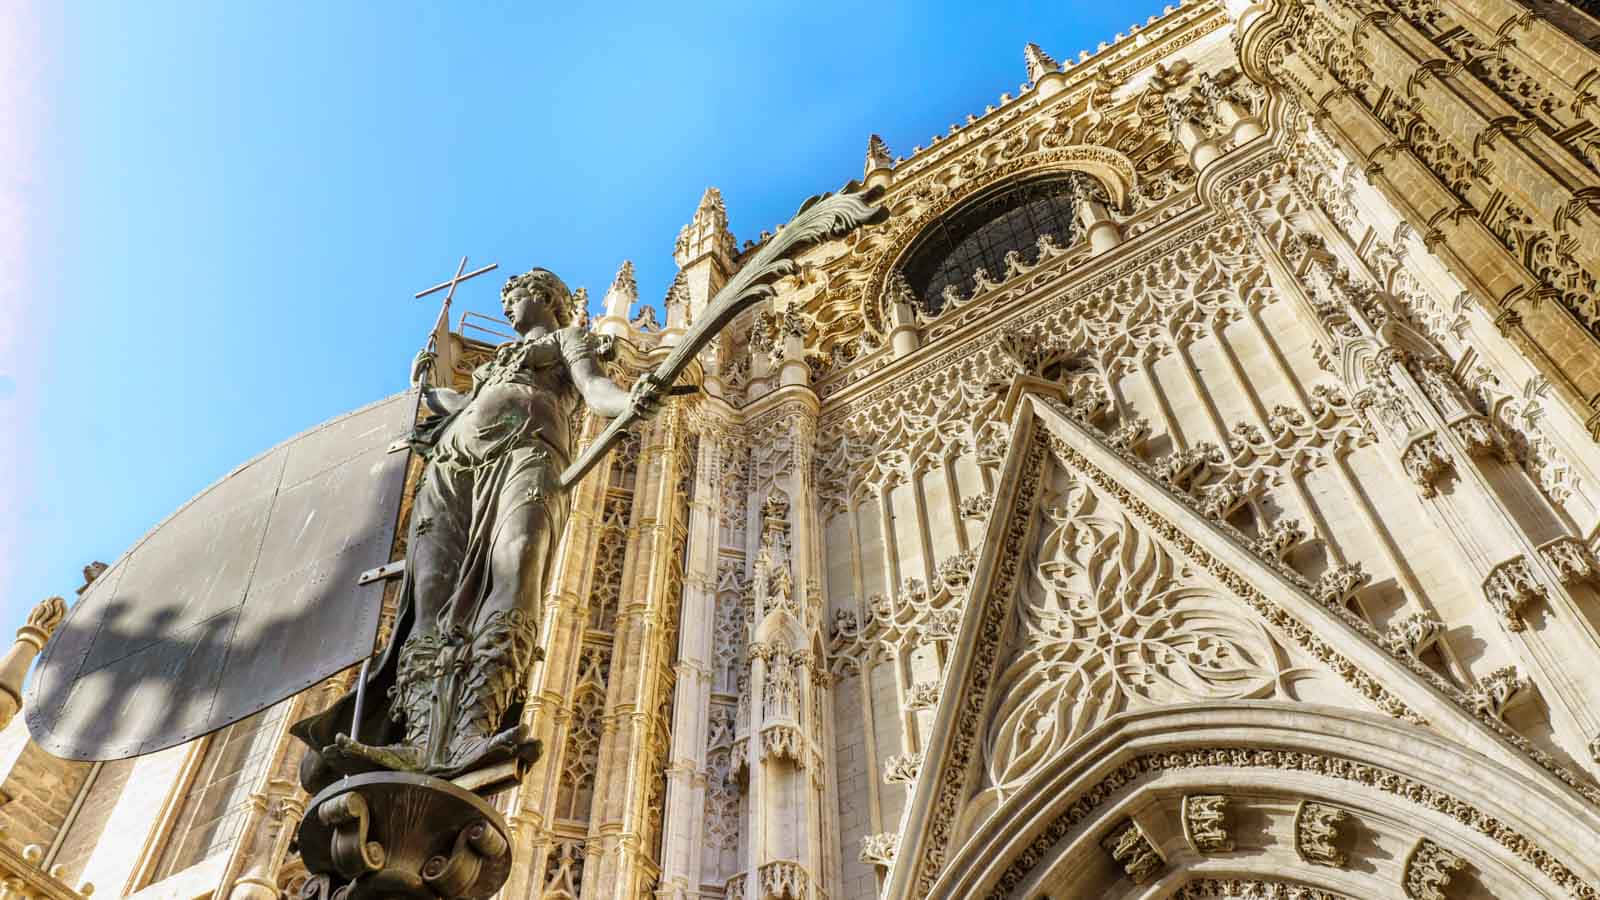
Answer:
901;176;1080;315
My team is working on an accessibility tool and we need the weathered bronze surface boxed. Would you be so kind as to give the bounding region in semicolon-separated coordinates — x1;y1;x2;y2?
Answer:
293;190;887;794
296;771;511;900
26;391;417;760
294;269;648;788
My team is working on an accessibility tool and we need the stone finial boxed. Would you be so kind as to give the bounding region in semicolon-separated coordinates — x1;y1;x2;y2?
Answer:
602;260;639;320
864;134;893;176
663;270;690;309
674;187;738;269
1024;42;1059;83
0;596;68;730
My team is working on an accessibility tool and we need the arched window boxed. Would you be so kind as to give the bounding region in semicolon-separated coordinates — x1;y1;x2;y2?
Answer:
900;175;1083;315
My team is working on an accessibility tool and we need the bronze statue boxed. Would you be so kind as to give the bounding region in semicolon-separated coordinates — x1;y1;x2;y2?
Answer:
292;268;663;790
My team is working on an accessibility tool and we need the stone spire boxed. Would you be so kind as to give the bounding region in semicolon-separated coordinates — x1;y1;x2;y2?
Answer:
597;260;639;336
604;261;638;315
864;134;893;177
0;595;67;730
674;187;737;271
1024;42;1059;83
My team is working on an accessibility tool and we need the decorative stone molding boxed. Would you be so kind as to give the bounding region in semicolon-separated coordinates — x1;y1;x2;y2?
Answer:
1253;518;1306;561
906;681;941;711
1312;563;1369;608
1403;838;1466;900
859;832;899;868
1101;819;1164;884
1107;416;1151;453
1294;801;1349;868
935;551;977;594
1401;433;1454;497
1483;557;1545;632
1159;442;1222;491
1472;666;1531;721
1384;612;1443;657
1173;881;1351;900
1197;481;1249;520
726;872;746;900
1450;415;1511;461
977;741;1598;900
1181;794;1233;854
959;491;993;521
884;751;924;785
759;724;805;767
757;860;808;900
1539;538;1597;585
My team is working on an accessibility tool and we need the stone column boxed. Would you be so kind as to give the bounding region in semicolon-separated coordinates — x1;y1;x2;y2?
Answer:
656;426;728;898
583;410;694;897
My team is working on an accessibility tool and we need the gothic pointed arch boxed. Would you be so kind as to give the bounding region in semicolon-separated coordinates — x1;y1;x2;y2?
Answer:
862;147;1138;336
884;390;1600;899
933;703;1600;899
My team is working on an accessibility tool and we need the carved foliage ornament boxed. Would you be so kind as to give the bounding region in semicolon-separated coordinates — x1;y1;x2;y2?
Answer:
984;476;1315;792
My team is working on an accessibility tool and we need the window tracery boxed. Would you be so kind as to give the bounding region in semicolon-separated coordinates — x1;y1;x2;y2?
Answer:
899;176;1083;315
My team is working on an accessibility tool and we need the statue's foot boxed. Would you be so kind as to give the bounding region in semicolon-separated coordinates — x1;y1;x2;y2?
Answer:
427;723;537;780
324;733;424;774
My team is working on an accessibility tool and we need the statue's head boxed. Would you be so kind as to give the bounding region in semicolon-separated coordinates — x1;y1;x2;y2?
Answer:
500;268;575;333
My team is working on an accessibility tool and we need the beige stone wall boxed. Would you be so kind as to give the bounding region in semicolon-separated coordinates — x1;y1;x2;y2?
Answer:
3;2;1600;898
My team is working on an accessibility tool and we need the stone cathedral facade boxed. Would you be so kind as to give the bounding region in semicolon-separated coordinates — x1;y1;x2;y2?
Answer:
5;0;1600;897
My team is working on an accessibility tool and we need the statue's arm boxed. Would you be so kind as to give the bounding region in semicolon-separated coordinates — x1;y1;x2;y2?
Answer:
569;352;634;418
412;349;468;416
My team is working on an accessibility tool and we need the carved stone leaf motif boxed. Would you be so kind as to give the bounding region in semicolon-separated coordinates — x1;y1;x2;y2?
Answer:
985;475;1314;792
1295;801;1349;868
1182;794;1233;853
1404;838;1466;900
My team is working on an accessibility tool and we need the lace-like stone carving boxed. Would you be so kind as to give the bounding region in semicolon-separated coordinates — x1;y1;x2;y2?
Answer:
1473;666;1530;721
1173;881;1350;900
1403;838;1466;900
936;551;977;594
1159;443;1221;491
1102;820;1164;884
1450;415;1510;460
1294;801;1349;867
959;491;994;520
1197;481;1249;520
1401;433;1454;497
759;724;805;767
1253;518;1306;561
725;873;746;900
1384;612;1443;656
1182;794;1233;853
758;860;808;900
859;832;899;867
1539;537;1597;585
884;751;924;785
906;681;941;711
1313;563;1371;608
1483;556;1545;631
1107;417;1152;456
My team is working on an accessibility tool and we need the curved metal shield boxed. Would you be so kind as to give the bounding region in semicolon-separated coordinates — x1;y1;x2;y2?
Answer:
26;391;419;760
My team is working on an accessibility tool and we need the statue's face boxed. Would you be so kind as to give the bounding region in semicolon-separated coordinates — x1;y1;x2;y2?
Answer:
502;285;549;334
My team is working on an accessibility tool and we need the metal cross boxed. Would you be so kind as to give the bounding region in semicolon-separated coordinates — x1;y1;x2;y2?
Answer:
416;256;499;349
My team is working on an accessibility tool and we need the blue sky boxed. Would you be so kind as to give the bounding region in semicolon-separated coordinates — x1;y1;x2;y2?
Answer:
1;1;1172;631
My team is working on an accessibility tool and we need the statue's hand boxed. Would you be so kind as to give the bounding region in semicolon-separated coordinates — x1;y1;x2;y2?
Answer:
411;349;436;387
629;374;666;420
